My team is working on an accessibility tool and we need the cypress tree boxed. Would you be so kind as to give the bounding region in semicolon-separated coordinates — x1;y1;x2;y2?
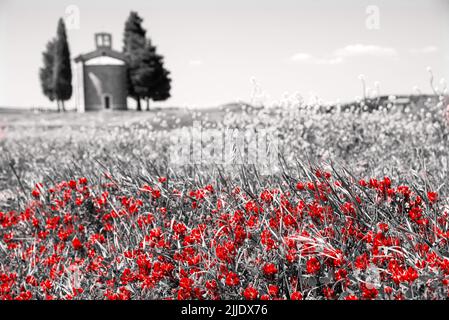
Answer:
146;50;171;106
138;40;172;111
39;39;57;107
123;11;147;111
53;18;72;112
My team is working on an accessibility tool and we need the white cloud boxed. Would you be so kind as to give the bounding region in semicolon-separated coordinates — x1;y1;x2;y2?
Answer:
290;44;398;65
410;46;438;54
290;53;312;62
334;44;398;58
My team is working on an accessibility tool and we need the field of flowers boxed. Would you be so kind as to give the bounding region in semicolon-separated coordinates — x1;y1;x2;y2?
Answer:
1;95;449;300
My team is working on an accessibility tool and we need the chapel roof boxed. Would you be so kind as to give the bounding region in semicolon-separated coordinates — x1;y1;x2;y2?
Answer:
74;48;128;63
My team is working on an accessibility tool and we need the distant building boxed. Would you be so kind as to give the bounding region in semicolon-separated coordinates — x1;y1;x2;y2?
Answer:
74;33;128;112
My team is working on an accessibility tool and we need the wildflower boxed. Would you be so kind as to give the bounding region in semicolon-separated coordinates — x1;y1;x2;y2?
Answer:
26;275;38;286
296;182;305;191
378;222;389;233
290;291;303;300
262;263;278;276
260;190;273;203
243;286;258;300
40;279;53;291
225;272;240;287
173;222;187;235
72;237;83;250
3;169;449;300
216;243;235;263
427;191;438;204
31;184;42;198
383;176;391;188
179;277;194;290
369;178;378;188
205;280;217;291
361;284;378;300
405;267;418;283
341;202;356;216
268;284;279;297
355;253;369;270
152;189;161;199
335;268;348;281
408;206;423;222
323;287;335;299
68;180;77;189
306;257;321;274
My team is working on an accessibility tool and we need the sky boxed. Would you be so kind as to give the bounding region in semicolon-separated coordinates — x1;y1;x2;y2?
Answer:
0;0;448;108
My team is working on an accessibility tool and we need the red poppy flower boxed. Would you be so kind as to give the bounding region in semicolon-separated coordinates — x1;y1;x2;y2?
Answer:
268;284;279;297
225;272;240;287
291;291;303;300
262;263;278;276
427;191;438;204
72;237;83;250
243;286;258;300
260;190;273;203
31;188;40;198
68;180;77;189
296;182;305;191
179;277;193;290
306;257;321;274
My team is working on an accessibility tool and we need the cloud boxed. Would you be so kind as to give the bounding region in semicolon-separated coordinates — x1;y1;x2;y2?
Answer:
410;46;438;54
290;53;312;62
334;44;398;58
290;44;398;65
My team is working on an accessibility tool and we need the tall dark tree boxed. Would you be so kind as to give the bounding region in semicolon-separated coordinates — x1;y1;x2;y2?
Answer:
53;18;72;112
147;52;171;103
123;11;147;111
140;41;171;110
131;40;154;110
39;39;57;104
132;40;171;111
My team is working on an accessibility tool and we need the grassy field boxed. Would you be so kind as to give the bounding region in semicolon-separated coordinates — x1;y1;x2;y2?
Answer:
1;97;449;300
1;99;448;207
